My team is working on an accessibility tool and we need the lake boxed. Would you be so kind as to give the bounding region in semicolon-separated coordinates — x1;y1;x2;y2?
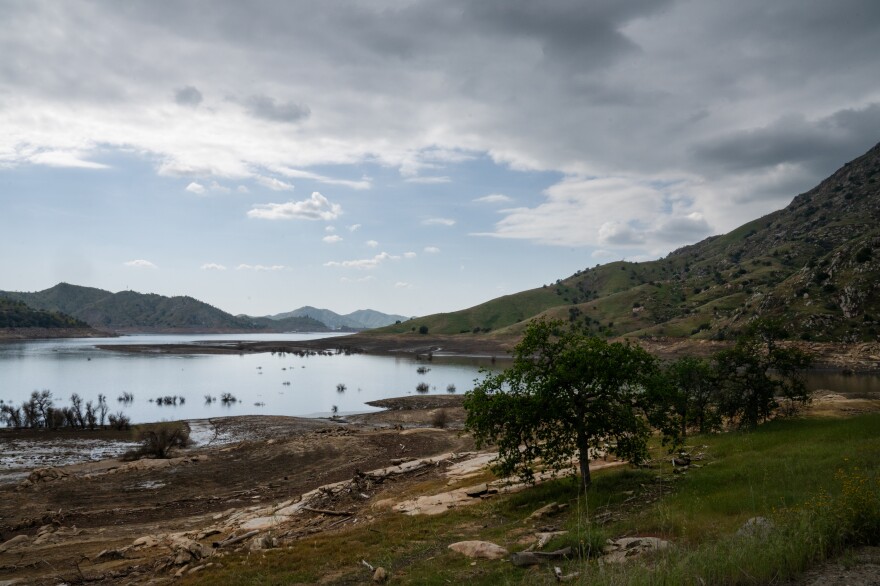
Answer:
0;334;877;425
0;333;500;423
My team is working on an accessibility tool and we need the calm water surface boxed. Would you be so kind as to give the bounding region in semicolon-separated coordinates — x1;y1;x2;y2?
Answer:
0;334;876;425
0;333;501;423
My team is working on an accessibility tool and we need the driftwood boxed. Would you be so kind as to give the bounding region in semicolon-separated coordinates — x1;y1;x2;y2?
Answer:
509;547;572;567
303;506;354;516
213;530;259;548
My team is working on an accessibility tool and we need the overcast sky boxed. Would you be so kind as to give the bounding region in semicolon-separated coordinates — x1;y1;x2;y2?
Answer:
2;1;879;317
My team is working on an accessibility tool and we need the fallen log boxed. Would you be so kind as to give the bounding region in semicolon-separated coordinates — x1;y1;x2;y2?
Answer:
509;547;572;567
213;530;259;548
303;506;354;516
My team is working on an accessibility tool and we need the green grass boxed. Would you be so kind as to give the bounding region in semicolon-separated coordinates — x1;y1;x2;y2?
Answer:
181;413;879;585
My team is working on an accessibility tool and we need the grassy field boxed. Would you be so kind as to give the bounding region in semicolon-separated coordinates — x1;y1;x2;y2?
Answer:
182;414;880;585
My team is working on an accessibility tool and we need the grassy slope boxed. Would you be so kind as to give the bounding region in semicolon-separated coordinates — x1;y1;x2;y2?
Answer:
369;143;880;343
0;297;90;329
182;413;880;585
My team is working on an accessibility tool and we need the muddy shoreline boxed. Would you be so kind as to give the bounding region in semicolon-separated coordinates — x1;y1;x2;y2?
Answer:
95;333;880;373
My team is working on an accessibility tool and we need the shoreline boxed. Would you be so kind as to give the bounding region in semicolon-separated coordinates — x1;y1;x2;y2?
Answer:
93;332;880;373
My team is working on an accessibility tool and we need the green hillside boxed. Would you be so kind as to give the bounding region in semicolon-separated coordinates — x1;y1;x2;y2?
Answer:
0;284;324;333
0;297;90;329
375;142;880;343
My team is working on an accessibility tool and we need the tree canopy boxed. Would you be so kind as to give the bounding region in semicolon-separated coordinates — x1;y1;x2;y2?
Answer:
463;319;662;489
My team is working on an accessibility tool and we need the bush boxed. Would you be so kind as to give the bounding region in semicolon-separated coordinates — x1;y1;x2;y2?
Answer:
431;409;449;428
416;382;430;393
108;411;131;430
336;383;347;392
123;423;190;460
418;325;429;335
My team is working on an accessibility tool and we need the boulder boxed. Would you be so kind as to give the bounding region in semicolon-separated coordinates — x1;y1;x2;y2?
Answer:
601;536;671;563
448;540;509;560
736;516;775;539
372;566;388;583
0;534;29;553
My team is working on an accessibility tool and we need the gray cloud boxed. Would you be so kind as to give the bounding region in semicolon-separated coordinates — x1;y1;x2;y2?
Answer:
175;85;203;106
246;95;310;123
696;103;880;173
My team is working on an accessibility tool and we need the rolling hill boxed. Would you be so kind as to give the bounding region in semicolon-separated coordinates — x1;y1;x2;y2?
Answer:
374;142;880;343
0;297;91;329
268;306;409;330
0;284;327;333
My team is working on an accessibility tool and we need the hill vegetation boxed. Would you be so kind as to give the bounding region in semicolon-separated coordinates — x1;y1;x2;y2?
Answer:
376;142;880;343
268;306;409;330
0;296;90;329
0;283;326;333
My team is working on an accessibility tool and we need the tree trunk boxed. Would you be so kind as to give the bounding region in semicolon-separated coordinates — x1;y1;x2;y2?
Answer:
576;427;591;490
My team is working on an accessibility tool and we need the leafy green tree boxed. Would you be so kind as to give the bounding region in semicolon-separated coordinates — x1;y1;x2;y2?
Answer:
661;357;721;438
464;319;662;490
714;318;813;428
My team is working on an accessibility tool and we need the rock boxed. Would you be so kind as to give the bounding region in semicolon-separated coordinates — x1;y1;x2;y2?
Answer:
601;536;671;563
535;531;568;549
528;502;567;520
249;534;277;551
736;516;775;539
448;540;509;560
465;483;489;497
372;566;388;583
131;535;160;548
0;534;29;553
94;548;126;561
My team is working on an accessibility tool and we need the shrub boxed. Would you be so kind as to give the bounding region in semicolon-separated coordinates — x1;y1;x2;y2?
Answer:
416;382;430;393
446;384;456;393
336;383;347;392
432;409;449;428
123;423;190;460
220;392;237;404
108;411;131;430
418;325;429;335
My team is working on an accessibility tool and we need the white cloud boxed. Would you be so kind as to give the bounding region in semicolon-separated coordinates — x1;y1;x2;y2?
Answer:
366;240;378;248
236;264;286;271
185;181;206;194
403;251;417;259
209;181;231;194
324;252;400;269
424;246;440;254
124;259;157;269
475;176;715;251
247;192;342;221
256;176;295;191
474;194;512;204
348;224;361;232
28;150;109;170
272;166;372;190
200;263;227;270
422;217;456;227
405;176;451;184
322;234;343;243
341;275;375;283
395;282;413;289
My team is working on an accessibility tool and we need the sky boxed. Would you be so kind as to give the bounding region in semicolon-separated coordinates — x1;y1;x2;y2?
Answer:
1;1;879;317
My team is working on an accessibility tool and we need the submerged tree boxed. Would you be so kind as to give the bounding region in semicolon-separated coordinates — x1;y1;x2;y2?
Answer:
464;319;662;490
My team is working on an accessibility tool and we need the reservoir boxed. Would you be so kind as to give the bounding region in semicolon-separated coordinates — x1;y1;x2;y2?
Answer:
0;333;499;423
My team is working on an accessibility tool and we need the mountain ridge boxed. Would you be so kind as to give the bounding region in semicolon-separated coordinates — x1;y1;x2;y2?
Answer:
268;306;408;330
372;142;880;342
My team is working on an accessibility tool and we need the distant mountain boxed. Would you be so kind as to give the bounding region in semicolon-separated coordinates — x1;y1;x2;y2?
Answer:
0;284;328;333
268;306;408;330
375;142;880;343
0;296;91;329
